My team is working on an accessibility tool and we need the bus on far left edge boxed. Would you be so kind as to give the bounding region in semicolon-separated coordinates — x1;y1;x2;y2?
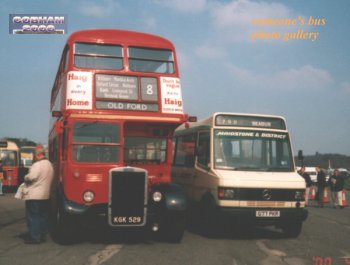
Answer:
0;140;23;191
49;29;189;243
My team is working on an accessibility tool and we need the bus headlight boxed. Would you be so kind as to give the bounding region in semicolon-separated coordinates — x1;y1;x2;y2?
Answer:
295;191;303;200
83;191;95;202
218;188;236;200
152;191;162;202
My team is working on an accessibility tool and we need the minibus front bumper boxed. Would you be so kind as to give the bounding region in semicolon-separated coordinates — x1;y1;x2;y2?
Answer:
218;206;308;226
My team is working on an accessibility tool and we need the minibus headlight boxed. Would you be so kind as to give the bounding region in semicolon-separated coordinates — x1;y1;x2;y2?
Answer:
295;191;303;200
152;191;162;202
83;191;95;202
218;188;236;200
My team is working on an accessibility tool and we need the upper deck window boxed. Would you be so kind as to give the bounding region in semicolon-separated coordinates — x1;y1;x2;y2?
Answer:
128;47;174;74
74;43;123;70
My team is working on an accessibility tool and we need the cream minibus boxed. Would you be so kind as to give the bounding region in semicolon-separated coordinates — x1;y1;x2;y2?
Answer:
172;112;308;237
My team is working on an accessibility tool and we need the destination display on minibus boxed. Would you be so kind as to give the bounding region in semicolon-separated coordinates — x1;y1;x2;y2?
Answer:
215;114;286;130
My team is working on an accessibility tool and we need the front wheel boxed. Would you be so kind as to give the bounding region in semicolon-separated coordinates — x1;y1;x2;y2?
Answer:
160;212;186;243
49;198;79;244
198;195;221;237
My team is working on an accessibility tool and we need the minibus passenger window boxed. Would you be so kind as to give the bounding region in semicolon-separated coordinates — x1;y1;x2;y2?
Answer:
197;132;210;167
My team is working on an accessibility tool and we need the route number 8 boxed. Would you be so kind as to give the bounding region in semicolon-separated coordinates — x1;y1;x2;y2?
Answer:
146;84;153;95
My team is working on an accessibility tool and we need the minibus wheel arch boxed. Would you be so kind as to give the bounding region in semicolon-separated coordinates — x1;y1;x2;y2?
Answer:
198;192;221;236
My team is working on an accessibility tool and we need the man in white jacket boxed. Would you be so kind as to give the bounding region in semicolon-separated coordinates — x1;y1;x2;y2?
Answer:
22;146;54;244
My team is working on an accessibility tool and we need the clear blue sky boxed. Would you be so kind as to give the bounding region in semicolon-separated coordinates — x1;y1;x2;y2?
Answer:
1;0;349;156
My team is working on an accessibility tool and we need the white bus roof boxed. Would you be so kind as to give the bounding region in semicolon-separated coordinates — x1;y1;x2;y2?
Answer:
0;140;19;151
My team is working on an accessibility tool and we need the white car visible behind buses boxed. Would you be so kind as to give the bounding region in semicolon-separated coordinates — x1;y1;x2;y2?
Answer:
172;112;308;237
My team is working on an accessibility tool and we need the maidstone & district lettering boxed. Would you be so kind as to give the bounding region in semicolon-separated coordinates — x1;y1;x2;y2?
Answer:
216;131;286;139
260;133;287;139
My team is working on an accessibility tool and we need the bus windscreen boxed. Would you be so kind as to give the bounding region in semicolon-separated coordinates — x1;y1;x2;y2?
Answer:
214;129;293;172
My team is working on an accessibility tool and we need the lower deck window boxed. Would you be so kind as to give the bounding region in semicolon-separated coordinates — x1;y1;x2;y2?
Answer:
73;145;119;163
72;122;120;163
124;137;167;163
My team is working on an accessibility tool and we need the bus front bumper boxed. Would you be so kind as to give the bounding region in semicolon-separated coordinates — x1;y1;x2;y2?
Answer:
60;183;187;229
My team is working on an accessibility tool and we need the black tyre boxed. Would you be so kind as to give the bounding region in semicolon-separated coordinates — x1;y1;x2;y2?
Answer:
160;212;186;243
198;195;221;237
49;198;79;244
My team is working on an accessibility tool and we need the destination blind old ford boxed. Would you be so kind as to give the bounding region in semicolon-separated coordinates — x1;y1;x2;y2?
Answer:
49;29;188;243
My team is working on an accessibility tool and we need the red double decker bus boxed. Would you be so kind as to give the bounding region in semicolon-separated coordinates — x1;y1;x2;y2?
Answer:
49;29;188;243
